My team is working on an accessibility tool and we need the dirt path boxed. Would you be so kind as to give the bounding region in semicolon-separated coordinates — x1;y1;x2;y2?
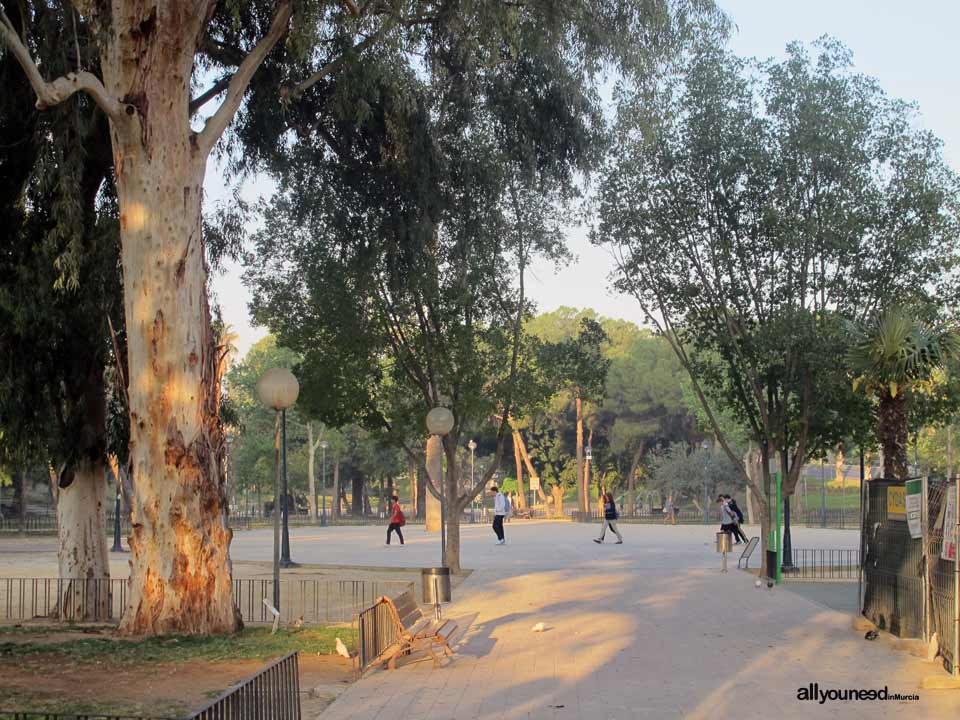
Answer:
0;651;352;716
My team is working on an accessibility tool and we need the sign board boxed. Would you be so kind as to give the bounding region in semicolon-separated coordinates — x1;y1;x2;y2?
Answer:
942;489;957;562
887;486;906;520
905;479;922;540
529;475;541;491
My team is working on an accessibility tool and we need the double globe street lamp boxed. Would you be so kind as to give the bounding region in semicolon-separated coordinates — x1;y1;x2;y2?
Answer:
256;367;300;609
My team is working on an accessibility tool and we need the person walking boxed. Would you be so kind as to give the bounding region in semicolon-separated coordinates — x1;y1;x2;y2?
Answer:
385;494;405;546
664;494;677;525
594;491;623;544
725;494;748;544
491;484;507;545
718;495;737;542
505;491;515;523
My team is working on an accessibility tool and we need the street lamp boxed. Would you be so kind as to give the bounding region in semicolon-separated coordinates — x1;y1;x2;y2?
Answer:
585;444;592;513
319;440;329;526
111;476;124;553
701;440;711;524
426;404;455;568
468;439;477;523
256;367;300;608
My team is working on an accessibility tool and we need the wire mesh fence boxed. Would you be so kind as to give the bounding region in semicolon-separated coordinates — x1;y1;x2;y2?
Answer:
925;478;956;673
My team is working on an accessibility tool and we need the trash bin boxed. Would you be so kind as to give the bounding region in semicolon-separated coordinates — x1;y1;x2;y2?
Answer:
715;532;732;553
422;567;451;604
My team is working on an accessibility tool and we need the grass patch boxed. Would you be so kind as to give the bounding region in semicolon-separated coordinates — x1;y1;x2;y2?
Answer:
0;625;358;663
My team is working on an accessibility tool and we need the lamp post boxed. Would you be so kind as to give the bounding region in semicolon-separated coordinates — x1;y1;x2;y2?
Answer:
701;440;711;524
320;440;329;527
585;444;593;514
111;485;124;553
468;439;477;523
426;404;455;568
256;367;300;608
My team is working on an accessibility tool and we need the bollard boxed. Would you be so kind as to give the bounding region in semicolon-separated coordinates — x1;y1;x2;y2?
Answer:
716;531;732;573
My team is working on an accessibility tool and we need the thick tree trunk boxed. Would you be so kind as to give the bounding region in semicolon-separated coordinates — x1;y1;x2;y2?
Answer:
551;483;564;518
514;430;548;508
576;393;584;513
117;137;236;634
879;392;908;480
351;472;363;516
425;435;442;532
57;461;110;620
307;424;317;522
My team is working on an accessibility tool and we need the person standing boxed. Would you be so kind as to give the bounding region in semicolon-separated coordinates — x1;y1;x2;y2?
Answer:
725;494;748;544
594;491;623;544
664;495;676;525
386;494;405;546
491;485;507;545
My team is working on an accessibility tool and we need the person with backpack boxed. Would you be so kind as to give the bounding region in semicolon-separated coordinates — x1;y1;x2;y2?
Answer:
594;491;623;544
386;494;406;546
724;494;748;544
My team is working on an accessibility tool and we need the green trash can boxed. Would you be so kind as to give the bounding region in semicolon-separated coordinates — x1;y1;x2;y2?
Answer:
422;567;451;604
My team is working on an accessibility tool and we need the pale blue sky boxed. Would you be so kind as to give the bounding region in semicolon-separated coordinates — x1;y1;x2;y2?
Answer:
208;0;960;357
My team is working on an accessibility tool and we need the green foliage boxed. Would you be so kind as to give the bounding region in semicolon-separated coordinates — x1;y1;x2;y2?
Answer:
596;37;960;496
646;442;744;505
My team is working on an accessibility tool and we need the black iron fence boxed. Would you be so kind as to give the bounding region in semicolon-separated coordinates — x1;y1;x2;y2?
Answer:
190;651;300;720
783;548;860;580
570;508;725;524
1;576;413;626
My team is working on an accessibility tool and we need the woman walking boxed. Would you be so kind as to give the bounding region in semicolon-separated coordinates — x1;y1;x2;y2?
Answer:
386;494;405;546
594;491;623;544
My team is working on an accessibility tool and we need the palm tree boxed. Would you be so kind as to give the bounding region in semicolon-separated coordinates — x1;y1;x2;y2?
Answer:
847;308;960;480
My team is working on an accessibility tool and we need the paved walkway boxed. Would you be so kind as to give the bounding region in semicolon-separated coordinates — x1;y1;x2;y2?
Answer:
308;522;958;720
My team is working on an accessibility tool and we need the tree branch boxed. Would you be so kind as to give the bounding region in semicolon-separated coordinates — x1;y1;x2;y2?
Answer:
283;23;392;102
0;8;123;118
189;75;232;115
197;0;293;155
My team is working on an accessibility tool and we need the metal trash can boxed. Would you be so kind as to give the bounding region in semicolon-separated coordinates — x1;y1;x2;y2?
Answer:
422;567;451;604
716;532;732;553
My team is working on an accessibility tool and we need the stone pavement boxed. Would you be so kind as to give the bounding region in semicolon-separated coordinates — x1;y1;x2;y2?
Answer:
308;522;959;720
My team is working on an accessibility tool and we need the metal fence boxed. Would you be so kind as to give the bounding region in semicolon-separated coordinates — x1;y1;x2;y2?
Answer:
783;549;860;580
190;651;300;720
925;479;956;673
862;479;925;638
1;577;413;626
570;508;725;524
0;714;167;720
357;597;401;675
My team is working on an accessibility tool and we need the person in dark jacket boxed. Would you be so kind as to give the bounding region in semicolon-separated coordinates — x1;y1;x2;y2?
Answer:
594;491;623;544
724;494;748;544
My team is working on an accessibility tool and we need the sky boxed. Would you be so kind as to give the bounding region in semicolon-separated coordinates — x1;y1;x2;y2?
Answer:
206;0;960;359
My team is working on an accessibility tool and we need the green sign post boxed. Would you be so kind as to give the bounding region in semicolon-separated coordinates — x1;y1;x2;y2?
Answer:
767;471;783;584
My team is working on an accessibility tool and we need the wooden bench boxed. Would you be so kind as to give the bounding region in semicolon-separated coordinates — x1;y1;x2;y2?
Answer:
376;590;458;670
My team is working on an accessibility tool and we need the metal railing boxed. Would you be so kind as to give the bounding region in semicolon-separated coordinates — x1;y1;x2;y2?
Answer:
569;508;725;524
358;597;401;675
782;548;860;580
190;651;300;720
1;577;125;622
1;577;413;626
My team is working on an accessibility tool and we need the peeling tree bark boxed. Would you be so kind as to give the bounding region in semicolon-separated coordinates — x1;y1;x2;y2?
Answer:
57;460;110;620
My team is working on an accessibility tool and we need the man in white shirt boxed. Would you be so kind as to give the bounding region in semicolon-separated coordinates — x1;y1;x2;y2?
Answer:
491;485;508;545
